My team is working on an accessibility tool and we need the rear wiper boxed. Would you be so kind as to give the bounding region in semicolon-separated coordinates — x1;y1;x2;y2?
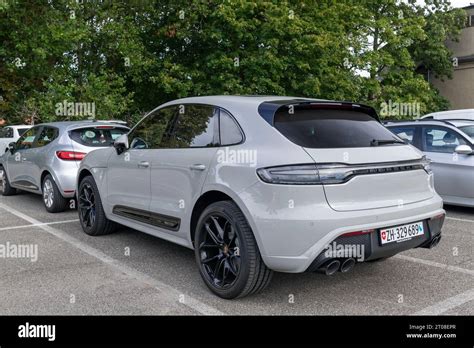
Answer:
370;139;406;146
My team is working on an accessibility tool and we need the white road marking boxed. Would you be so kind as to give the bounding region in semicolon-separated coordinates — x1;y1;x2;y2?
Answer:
446;216;474;224
395;254;474;276
414;289;474;315
0;219;79;231
0;202;224;316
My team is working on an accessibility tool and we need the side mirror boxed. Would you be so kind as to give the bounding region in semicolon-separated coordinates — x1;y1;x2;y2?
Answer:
8;142;16;154
454;144;473;155
113;134;129;155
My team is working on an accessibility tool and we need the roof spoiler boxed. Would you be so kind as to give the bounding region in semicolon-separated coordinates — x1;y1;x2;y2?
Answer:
258;100;380;126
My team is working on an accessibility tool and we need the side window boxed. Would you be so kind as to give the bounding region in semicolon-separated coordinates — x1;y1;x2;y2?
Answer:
161;104;218;148
219;110;243;145
388;126;416;144
36;127;58;147
0;127;14;138
423;127;466;153
129;106;177;149
16;127;39;150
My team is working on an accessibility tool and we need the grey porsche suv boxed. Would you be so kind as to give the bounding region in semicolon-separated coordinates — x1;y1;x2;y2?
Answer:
0;121;129;212
76;96;445;299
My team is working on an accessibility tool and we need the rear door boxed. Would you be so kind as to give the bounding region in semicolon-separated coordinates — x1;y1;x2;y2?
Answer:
33;126;60;188
421;125;474;200
148;104;219;236
273;105;433;211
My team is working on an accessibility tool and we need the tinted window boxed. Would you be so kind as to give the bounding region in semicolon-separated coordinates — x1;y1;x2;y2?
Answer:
70;127;128;147
274;108;399;148
130;106;177;149
423;127;466;153
388;126;416;145
459;125;474;140
36;127;59;147
16;127;39;150
220;110;243;145
131;104;218;149
17;128;30;136
163;104;217;148
0;127;13;138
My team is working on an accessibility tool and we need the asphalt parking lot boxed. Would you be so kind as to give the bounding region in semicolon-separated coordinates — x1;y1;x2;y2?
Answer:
0;192;472;316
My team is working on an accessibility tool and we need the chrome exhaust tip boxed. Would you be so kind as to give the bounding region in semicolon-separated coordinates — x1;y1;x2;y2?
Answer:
340;258;356;273
317;259;341;276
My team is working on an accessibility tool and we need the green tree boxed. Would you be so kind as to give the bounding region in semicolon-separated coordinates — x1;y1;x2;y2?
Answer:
0;0;467;124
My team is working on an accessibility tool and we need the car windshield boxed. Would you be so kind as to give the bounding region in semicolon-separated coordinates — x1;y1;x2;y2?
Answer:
459;125;474;141
274;107;401;148
69;126;128;147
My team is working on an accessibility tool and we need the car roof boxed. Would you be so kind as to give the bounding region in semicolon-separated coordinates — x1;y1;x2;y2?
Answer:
421;109;474;120
4;125;31;129
385;119;473;127
155;95;380;124
160;95;327;108
33;120;129;131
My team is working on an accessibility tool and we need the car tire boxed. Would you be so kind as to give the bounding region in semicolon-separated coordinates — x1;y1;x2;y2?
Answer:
0;168;17;196
194;200;273;299
42;174;69;213
78;175;116;236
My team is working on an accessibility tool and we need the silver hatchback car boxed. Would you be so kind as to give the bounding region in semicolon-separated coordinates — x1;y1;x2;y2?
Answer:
386;119;474;207
77;96;445;299
0;121;129;212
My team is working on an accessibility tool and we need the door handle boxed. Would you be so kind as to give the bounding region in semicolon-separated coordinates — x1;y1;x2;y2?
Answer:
137;161;150;168
190;164;206;171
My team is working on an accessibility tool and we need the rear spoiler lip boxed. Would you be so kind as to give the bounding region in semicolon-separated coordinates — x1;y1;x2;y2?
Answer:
258;99;380;126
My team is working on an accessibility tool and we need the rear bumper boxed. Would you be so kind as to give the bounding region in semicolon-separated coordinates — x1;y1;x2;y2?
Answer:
239;181;444;273
305;213;444;272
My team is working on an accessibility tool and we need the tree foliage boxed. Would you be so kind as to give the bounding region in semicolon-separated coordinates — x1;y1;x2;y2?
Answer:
0;0;467;124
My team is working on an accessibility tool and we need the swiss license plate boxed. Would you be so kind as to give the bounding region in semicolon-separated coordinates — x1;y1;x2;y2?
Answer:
380;221;424;245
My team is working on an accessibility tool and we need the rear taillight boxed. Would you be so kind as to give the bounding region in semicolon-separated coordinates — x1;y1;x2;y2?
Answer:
257;160;426;185
56;151;86;161
257;164;320;185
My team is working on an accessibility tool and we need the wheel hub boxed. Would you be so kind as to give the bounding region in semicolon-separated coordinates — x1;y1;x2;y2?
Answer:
199;214;241;289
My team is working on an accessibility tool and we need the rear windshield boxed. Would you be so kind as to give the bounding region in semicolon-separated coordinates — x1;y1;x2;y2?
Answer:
459;125;474;140
69;127;128;147
274;108;400;148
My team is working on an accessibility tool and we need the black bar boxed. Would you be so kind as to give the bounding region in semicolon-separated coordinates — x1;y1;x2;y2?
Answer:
0;315;471;346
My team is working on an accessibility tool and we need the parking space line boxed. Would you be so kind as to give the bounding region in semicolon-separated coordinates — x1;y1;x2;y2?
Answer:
446;216;474;224
0;202;224;316
413;289;474;315
395;254;474;276
0;219;79;232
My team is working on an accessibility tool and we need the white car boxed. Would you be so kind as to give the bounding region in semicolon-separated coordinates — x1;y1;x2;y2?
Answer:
0;125;32;153
421;109;474;121
76;96;445;299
